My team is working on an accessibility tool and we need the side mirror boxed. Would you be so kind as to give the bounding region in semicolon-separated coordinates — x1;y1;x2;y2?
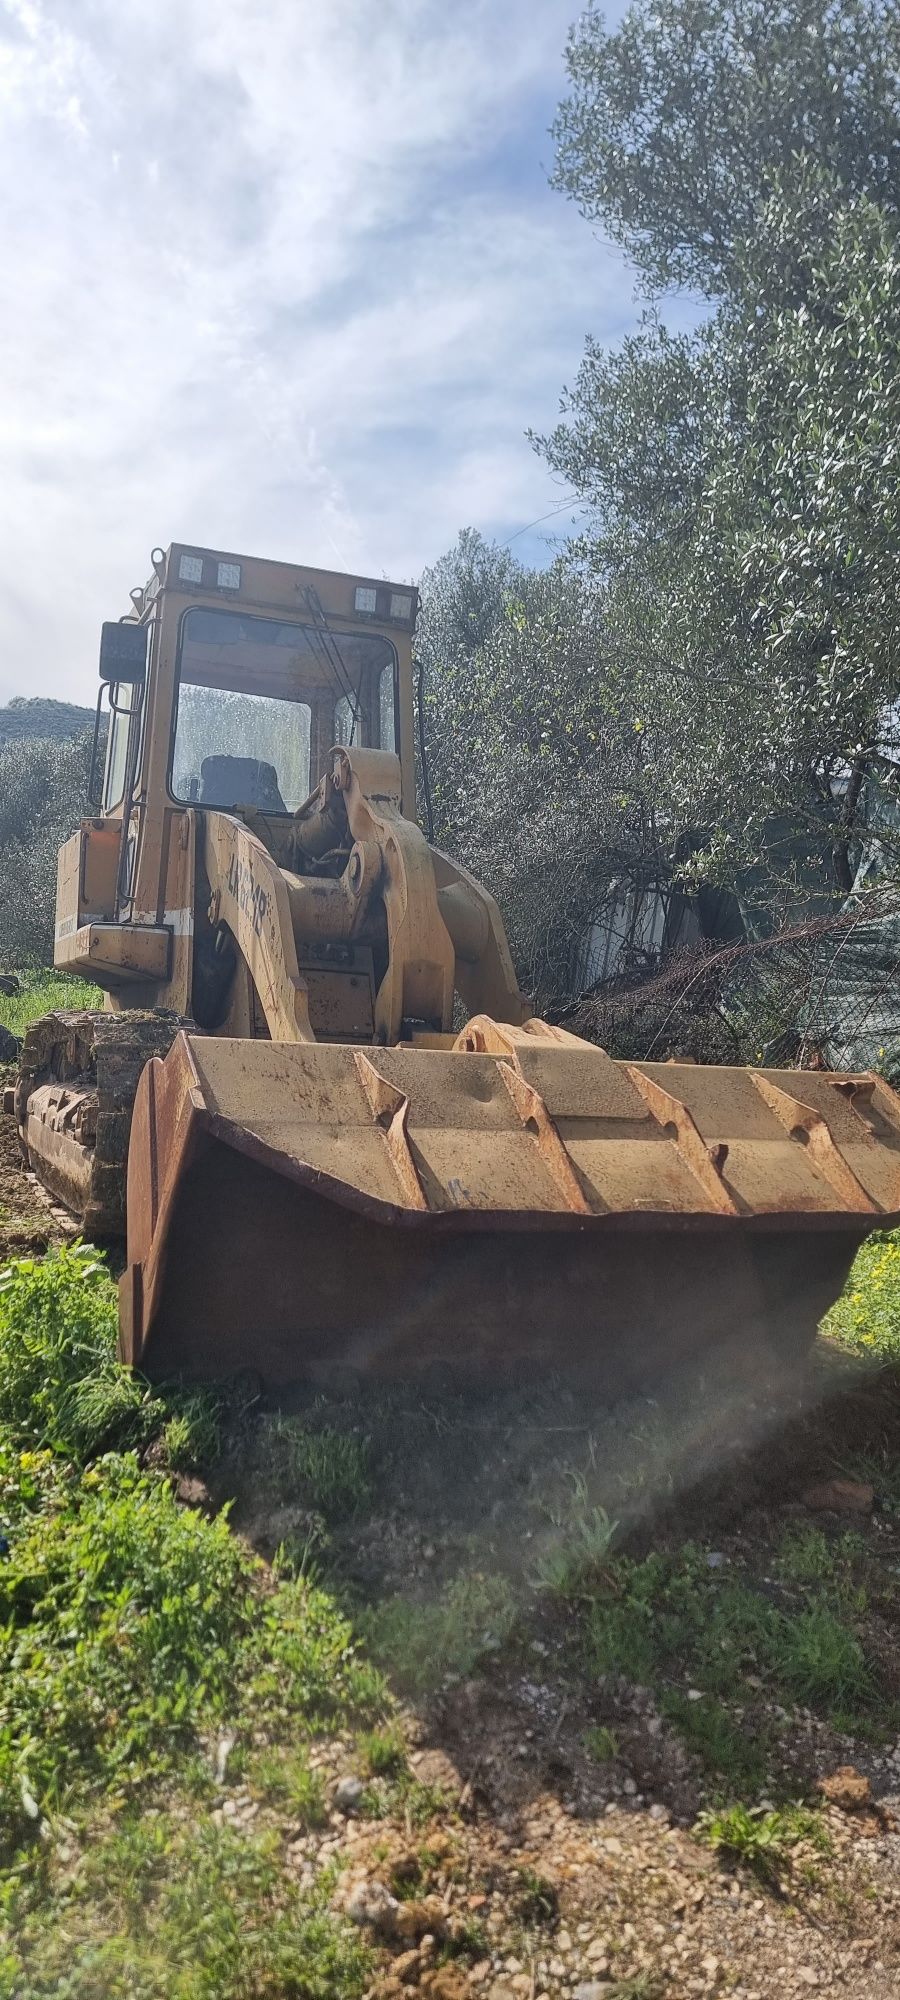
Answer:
99;621;147;684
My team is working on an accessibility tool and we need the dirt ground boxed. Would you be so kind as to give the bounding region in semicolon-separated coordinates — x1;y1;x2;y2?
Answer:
4;1082;900;1996
222;1348;900;1998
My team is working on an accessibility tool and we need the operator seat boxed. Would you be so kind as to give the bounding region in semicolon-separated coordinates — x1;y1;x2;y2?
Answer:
198;755;287;813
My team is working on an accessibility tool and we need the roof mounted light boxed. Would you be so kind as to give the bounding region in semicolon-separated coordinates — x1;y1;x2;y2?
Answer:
178;553;203;584
354;585;378;614
390;592;412;623
217;561;241;590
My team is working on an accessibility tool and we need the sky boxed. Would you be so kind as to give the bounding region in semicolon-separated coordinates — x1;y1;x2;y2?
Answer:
0;0;636;705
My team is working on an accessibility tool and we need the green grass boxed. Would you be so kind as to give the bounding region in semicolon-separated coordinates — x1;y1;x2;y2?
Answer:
0;1446;249;1845
356;1722;408;1777
0;1244;220;1470
581;1539;880;1785
530;1495;618;1600
0;1245;149;1460
769;1602;872;1709
584;1724;620;1763
661;1692;769;1793
0;969;103;1042
360;1569;517;1695
0;1815;371;1998
262;1414;372;1523
358;1768;454;1827
245;1748;327;1825
0;1242;388;1989
775;1525;836;1583
0;1437;385;1855
1;1121;895;1974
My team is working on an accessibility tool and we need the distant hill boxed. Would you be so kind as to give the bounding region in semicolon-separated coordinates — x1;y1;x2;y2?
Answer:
0;697;95;744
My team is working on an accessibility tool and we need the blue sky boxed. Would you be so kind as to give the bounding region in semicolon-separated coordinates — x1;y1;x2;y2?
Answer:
0;0;637;704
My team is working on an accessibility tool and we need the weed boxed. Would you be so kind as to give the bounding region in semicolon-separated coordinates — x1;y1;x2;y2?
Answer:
584;1724;620;1762
582;1541;881;1762
698;1801;831;1881
440;1915;489;1961
662;1692;768;1793
770;1603;872;1711
267;1415;372;1521
776;1526;835;1583
395;1774;455;1825
0;1813;371;1998
361;1570;517;1695
0;1440;385;1856
586;1595;657;1684
0;1449;251;1849
247;1748;327;1826
776;1527;866;1602
362;1771;455;1826
531;1502;618;1599
0;1246;148;1460
159;1389;223;1472
272;1516;330;1584
387;1848;425;1897
357;1722;407;1777
515;1866;559;1926
241;1573;387;1732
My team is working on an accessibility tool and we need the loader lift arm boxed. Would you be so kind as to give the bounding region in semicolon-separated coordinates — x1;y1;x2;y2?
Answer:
200;745;522;1046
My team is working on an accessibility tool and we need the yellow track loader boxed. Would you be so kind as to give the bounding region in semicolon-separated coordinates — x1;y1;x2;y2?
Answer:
10;542;900;1390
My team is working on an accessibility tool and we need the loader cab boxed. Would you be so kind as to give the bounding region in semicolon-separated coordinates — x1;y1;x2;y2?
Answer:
54;543;418;1002
168;602;399;816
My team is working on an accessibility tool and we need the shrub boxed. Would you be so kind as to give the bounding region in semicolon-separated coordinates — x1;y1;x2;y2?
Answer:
824;1231;900;1361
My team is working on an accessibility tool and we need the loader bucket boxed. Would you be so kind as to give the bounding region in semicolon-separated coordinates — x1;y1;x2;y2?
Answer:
119;1031;900;1393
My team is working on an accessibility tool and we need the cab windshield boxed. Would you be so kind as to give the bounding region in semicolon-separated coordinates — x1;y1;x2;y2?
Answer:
171;606;397;813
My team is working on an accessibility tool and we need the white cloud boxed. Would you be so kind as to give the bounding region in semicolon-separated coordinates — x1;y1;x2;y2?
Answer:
0;0;632;703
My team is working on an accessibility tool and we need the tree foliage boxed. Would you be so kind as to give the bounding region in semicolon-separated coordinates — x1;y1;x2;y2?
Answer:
539;177;900;907
418;531;658;1003
0;733;94;967
424;1;900;1014
553;0;900;297
538;3;900;927
0;697;96;745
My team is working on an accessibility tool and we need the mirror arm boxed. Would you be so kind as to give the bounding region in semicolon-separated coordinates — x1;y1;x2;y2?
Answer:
88;684;109;808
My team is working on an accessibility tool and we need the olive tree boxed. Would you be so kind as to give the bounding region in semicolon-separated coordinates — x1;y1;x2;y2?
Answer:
553;0;900;297
417;532;668;1003
0;734;94;968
